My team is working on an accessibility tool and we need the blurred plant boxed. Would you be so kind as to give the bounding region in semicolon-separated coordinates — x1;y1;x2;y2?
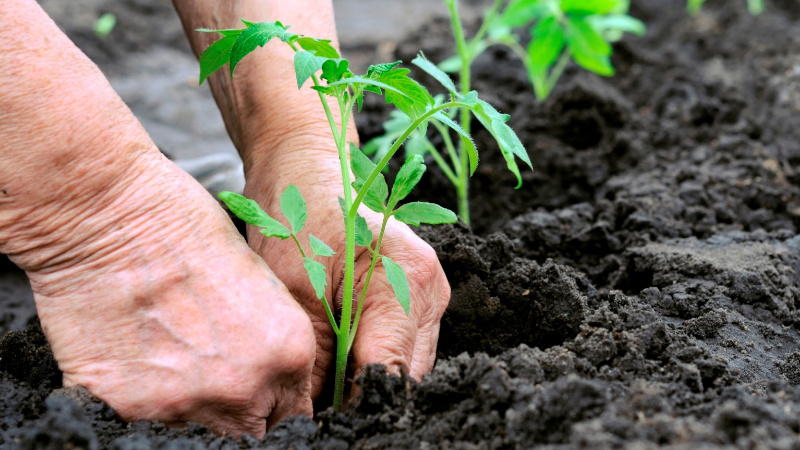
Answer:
688;0;764;16
93;13;116;39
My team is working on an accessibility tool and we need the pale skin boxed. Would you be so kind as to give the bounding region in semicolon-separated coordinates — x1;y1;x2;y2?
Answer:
0;0;450;439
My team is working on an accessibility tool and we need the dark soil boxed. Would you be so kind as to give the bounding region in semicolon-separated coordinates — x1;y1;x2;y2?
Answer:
3;0;800;448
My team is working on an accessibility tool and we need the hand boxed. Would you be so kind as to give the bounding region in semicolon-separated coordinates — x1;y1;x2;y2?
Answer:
243;136;451;401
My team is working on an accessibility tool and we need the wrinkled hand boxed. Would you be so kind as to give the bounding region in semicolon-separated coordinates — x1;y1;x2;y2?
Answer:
244;140;451;400
21;153;317;438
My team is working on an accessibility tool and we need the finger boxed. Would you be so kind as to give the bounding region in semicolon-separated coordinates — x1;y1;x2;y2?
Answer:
408;319;441;380
349;275;418;374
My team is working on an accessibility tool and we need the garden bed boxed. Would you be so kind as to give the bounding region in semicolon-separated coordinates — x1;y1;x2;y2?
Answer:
3;0;800;447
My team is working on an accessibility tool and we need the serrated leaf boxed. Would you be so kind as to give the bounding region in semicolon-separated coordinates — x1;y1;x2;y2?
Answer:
280;185;307;234
462;134;479;176
390;155;426;207
324;76;407;97
366;61;402;78
566;18;614;76
412;53;458;95
432;110;478;174
561;0;618;15
382;256;410;315
310;234;335;257
350;143;388;212
355;213;373;247
230;22;290;75
528;16;565;75
303;257;328;299
393;202;457;226
198;32;241;84
294;51;330;88
295;37;340;58
378;69;434;120
469;100;531;187
218;191;290;238
321;59;350;83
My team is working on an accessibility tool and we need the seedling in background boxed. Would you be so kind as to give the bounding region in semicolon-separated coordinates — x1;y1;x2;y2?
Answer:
688;0;764;16
198;20;525;411
366;0;641;223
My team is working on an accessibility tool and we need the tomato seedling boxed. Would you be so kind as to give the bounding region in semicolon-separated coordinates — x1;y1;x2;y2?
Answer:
365;0;641;223
197;20;526;411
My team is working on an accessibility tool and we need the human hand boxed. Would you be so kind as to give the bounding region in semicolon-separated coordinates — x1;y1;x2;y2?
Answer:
15;150;316;438
243;136;451;401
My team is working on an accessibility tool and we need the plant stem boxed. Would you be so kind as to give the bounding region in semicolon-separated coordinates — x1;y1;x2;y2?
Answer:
432;120;462;175
352;102;467;212
447;0;473;224
333;93;358;412
424;139;459;186
346;213;390;353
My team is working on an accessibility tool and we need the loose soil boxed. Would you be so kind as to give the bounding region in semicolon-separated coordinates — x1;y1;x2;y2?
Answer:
3;0;800;448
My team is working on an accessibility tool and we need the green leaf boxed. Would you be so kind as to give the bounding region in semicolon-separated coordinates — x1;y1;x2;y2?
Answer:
687;0;706;14
393;202;457;226
295;37;340;58
218;191;290;238
230;22;291;75
501;0;549;28
411;53;458;95
303;257;328;299
366;61;402;78
280;185;307;234
528;16;566;75
350;143;388;213
431;112;478;175
94;13;116;38
310;235;335;257
566;17;614;76
390;155;426;207
294;51;330;88
748;0;764;15
198;32;242;84
324;76;406;97
469;99;532;187
321;59;350;83
381;256;410;315
355;213;373;247
587;14;646;37
561;0;618;15
197;28;243;37
378;68;434;120
461;134;479;176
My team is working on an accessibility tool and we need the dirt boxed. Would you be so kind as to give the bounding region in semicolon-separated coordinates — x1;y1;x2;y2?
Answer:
3;0;800;448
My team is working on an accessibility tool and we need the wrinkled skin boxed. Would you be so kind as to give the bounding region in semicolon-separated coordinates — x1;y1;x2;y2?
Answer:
0;0;450;438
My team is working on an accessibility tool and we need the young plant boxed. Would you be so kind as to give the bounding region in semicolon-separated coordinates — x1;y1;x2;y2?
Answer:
688;0;764;16
365;0;642;223
440;0;646;101
197;20;526;411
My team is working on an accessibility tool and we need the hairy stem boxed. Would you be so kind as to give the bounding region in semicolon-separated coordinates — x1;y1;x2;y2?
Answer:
447;0;473;224
346;212;390;353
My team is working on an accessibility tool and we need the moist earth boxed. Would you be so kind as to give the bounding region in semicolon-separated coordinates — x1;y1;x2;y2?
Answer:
3;0;800;448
